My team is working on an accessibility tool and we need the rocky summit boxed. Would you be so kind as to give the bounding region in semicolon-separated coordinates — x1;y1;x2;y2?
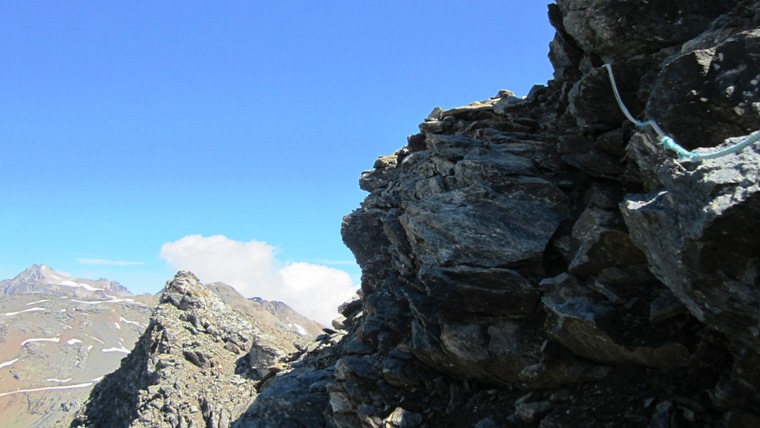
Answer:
78;1;760;427
71;271;321;428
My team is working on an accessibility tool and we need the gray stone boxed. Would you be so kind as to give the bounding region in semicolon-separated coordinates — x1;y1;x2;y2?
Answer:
515;401;554;424
542;291;690;368
569;207;647;276
235;367;333;427
566;66;627;131
518;358;611;390
384;407;422;428
556;0;732;62
418;266;540;316
454;150;537;181
646;30;760;151
623;141;760;354
493;93;528;114
399;186;564;267
381;358;420;388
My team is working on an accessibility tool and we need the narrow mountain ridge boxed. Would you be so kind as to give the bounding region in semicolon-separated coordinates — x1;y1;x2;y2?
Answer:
72;271;320;428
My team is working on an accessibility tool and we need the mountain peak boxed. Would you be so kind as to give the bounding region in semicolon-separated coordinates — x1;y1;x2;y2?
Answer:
13;263;56;282
160;270;224;312
1;264;132;297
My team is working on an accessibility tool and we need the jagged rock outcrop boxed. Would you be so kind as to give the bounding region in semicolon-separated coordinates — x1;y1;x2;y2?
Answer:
71;272;314;428
237;1;760;427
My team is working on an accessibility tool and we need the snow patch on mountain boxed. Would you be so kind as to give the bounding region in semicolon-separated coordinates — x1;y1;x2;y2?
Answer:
4;307;45;316
0;382;94;398
289;323;308;336
120;316;145;328
21;337;61;346
88;335;105;345
72;297;138;305
102;342;129;354
0;358;18;369
60;280;103;292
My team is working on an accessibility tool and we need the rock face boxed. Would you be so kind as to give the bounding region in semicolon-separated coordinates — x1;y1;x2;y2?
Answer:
236;1;760;427
72;272;318;428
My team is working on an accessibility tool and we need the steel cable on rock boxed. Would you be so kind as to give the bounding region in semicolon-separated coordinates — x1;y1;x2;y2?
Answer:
603;63;760;161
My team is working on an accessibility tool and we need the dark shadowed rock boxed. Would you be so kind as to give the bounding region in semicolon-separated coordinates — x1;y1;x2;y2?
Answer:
542;291;690;368
624;142;760;353
646;29;760;150
569;206;647;275
556;0;734;62
419;265;540;316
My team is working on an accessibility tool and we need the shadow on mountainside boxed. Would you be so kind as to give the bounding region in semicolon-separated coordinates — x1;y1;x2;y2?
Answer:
70;326;156;428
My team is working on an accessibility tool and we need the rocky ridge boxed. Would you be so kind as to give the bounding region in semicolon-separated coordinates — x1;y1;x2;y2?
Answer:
237;1;760;427
206;283;323;342
72;271;320;428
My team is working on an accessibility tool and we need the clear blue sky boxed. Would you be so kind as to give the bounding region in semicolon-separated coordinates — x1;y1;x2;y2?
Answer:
0;2;555;296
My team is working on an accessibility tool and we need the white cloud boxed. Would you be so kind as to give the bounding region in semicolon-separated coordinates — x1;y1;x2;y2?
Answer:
77;258;144;266
160;235;357;325
160;235;281;293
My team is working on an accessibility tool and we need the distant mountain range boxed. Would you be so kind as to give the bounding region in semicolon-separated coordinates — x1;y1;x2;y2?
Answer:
0;264;133;299
0;264;156;427
0;265;324;428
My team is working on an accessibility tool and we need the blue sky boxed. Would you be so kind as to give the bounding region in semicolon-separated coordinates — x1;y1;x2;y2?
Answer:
0;2;554;321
